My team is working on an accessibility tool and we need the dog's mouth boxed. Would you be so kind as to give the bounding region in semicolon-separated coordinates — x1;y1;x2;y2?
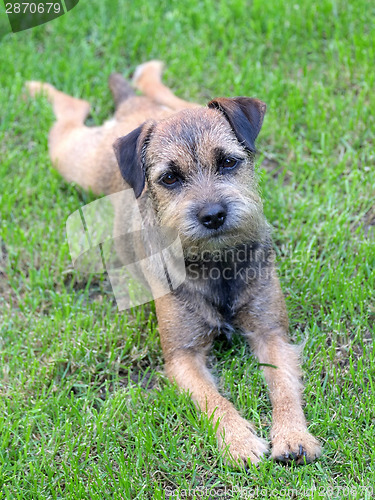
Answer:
181;225;247;251
200;225;225;236
201;227;236;239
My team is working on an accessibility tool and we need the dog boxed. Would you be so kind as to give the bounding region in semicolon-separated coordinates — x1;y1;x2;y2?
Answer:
26;61;321;467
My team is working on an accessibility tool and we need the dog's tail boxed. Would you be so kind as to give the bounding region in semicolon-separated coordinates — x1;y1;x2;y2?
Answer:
108;73;136;109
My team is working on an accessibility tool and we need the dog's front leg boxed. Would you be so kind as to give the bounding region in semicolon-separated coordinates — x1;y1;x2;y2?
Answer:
155;296;269;467
164;349;269;467
238;276;322;464
245;331;322;464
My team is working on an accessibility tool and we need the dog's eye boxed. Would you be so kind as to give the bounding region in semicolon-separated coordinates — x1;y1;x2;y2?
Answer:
221;158;238;170
160;172;180;187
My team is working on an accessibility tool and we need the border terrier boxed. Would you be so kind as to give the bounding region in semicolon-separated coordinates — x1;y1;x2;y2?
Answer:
26;61;321;467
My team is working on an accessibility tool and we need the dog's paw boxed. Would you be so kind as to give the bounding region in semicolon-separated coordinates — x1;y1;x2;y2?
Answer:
271;428;321;464
219;418;269;468
25;81;54;98
132;60;164;87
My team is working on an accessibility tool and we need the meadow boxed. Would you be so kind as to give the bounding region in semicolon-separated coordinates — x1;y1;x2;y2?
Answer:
0;0;374;498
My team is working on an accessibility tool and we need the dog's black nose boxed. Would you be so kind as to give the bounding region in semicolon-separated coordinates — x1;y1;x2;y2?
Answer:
198;203;227;230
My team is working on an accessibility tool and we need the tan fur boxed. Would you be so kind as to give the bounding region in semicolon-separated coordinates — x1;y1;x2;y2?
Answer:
26;61;321;468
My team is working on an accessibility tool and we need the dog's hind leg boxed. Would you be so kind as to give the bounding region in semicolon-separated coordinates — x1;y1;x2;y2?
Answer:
26;81;110;194
26;81;91;159
108;72;166;123
26;81;90;124
132;60;199;110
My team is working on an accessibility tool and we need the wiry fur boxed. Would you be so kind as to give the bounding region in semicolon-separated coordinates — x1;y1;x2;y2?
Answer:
26;61;321;468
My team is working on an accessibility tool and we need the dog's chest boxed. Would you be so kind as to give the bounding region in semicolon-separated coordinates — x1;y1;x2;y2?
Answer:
189;258;247;321
175;242;272;331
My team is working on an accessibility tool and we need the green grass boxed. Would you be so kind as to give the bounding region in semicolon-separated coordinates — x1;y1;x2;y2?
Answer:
1;0;374;497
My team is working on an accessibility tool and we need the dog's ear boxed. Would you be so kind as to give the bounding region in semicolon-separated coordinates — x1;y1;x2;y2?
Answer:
113;122;154;198
208;97;266;153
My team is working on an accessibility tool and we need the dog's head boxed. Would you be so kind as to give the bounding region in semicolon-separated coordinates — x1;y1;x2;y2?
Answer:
114;97;268;252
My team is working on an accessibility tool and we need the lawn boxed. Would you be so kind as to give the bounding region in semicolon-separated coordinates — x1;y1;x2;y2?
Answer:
0;0;374;498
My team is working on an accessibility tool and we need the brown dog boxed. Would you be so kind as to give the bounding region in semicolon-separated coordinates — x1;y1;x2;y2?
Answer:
26;61;321;467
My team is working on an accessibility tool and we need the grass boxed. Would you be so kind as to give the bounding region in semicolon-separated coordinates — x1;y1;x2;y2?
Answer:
0;0;374;497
